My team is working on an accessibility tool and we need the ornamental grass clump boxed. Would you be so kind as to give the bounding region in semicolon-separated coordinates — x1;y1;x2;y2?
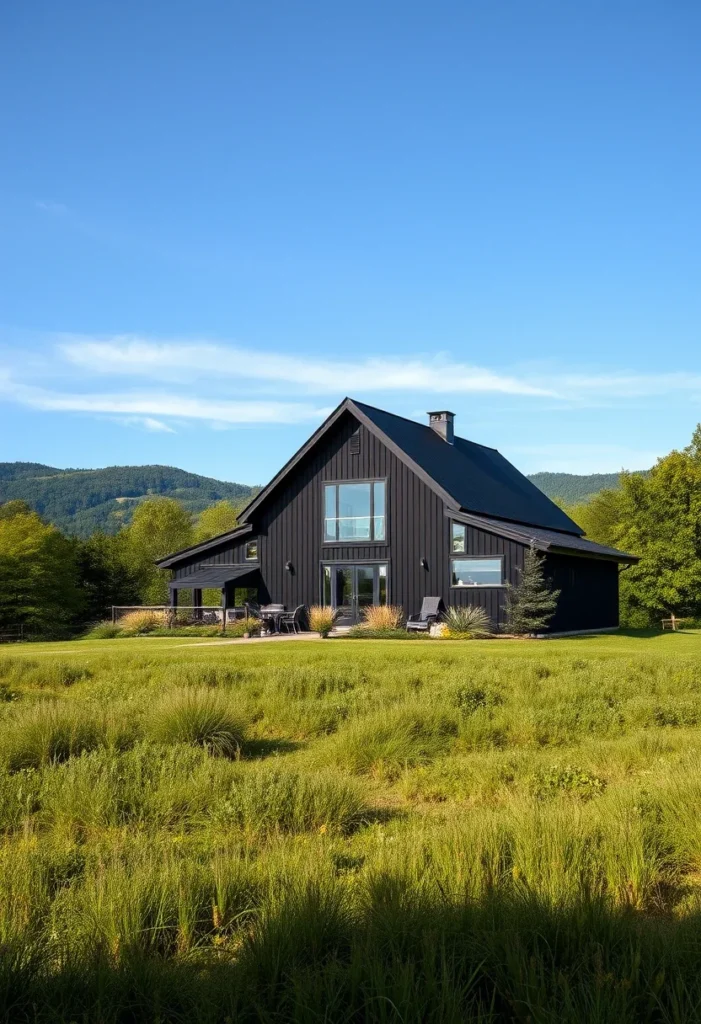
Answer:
443;606;495;639
117;610;166;636
3;701;106;772
308;606;339;638
359;605;405;631
146;688;245;757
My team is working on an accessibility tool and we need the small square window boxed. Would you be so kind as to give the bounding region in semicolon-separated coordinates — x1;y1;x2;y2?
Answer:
451;523;466;553
245;539;258;561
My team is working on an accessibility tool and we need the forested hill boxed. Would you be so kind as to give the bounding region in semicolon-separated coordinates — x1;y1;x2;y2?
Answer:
528;470;649;505
0;461;647;537
0;463;257;537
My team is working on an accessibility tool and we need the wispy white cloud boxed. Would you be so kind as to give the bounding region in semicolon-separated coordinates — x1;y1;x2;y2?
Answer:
59;337;554;397
0;372;330;426
34;200;69;216
116;416;177;434
57;335;701;403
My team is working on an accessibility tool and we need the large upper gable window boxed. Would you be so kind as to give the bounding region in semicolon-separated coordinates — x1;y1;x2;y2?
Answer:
324;481;386;542
451;557;503;587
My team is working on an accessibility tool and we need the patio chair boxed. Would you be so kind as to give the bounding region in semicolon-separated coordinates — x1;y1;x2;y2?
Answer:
406;596;445;632
279;604;307;634
244;600;261;620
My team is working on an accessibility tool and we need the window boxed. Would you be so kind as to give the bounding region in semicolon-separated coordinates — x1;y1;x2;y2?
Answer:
378;564;387;605
451;557;503;587
245;539;258;560
451;522;466;553
323;481;386;542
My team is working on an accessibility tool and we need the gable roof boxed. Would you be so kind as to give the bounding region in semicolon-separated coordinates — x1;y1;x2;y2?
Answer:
240;397;581;535
352;400;582;535
159;397;605;570
450;510;638;563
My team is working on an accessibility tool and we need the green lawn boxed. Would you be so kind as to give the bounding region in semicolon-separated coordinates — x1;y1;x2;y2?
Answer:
2;630;701;1022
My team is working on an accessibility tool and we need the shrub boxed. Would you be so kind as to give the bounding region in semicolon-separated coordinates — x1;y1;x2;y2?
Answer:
117;610;166;636
346;628;420;640
530;763;606;801
150;625;223;638
309;606;339;638
226;617;262;638
443;606;495;639
454;684;503;714
146;688;245;757
360;605;405;631
84;621;122;639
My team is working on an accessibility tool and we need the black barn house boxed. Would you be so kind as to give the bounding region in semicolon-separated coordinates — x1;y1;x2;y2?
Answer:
157;398;638;632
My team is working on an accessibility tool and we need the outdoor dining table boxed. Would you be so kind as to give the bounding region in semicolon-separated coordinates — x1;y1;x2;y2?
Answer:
259;604;286;633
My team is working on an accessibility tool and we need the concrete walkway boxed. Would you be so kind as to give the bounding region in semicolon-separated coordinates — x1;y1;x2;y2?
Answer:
183;628;351;647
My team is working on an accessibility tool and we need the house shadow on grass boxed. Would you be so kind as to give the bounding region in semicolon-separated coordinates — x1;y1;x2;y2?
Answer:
6;890;701;1023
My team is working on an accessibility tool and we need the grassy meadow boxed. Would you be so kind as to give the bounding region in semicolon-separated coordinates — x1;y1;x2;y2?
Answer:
2;631;701;1021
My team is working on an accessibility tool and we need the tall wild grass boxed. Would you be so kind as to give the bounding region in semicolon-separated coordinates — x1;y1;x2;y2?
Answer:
1;633;701;1020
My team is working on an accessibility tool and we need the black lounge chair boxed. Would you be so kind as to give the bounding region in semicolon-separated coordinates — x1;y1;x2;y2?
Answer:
279;604;307;634
406;596;445;632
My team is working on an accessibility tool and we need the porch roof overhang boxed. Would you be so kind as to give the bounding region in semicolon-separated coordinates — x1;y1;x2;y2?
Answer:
156;523;254;569
446;510;639;564
169;563;260;589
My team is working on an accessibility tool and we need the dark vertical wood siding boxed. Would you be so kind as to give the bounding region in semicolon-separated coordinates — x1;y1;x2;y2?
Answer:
168;410;621;630
545;553;619;631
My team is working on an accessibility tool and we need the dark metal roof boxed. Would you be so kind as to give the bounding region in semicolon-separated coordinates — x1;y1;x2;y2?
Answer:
352;400;583;536
156;523;253;569
168;563;260;588
450;510;638;563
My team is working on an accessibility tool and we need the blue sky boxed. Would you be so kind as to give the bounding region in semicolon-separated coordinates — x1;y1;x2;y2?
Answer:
1;1;700;485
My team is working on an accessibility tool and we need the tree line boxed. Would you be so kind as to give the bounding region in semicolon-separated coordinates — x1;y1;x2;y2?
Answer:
2;426;701;636
561;425;701;627
0;498;243;637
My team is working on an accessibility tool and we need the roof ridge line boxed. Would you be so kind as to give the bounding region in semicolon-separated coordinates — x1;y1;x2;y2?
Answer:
350;397;498;452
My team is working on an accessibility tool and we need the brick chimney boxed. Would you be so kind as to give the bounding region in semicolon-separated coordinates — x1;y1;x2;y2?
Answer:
427;410;455;444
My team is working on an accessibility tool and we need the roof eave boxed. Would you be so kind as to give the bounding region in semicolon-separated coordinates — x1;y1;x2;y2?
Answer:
155;522;253;569
447;509;639;563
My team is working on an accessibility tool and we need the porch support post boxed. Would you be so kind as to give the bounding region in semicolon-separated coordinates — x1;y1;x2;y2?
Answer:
193;588;202;620
171;588;178;609
221;587;227;633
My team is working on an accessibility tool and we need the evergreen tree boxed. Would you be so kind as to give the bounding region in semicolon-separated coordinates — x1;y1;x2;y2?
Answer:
506;544;560;635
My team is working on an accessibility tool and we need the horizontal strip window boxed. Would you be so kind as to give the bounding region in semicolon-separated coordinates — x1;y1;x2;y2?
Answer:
324;481;386;542
451;557;503;588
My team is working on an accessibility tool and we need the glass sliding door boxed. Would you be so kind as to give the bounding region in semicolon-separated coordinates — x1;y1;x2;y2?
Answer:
322;563;388;625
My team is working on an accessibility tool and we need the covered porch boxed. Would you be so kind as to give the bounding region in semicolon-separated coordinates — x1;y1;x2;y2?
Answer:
169;563;262;622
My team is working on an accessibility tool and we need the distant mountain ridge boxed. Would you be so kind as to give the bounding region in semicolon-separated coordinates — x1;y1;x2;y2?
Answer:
0;461;645;537
528;470;649;505
0;463;257;538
